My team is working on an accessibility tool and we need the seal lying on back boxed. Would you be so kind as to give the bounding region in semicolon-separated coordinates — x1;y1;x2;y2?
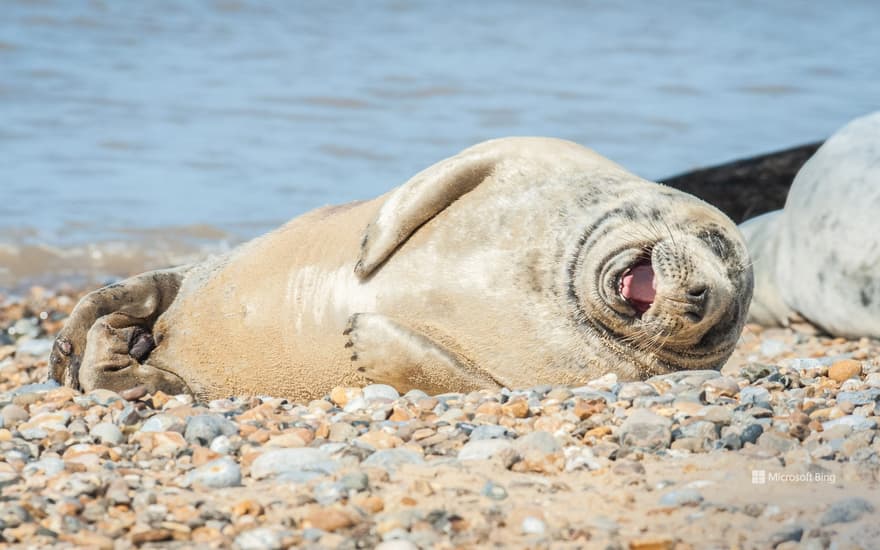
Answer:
741;112;880;337
50;137;754;401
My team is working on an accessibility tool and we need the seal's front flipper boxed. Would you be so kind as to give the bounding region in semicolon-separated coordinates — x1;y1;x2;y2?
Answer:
354;148;500;278
77;313;190;395
344;313;499;395
50;266;189;391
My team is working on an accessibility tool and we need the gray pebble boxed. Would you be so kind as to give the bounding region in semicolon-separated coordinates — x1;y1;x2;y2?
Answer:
19;427;48;440
186;457;241;488
740;386;771;407
90;422;124;445
647;369;720;386
343;396;368;412
820;497;875;525
618;409;672;451
617;382;658;401
632;394;675;408
699;405;733;425
251;448;333;479
679;421;719;441
741;423;764;445
458;439;514;461
719;432;742;450
659;488;704;506
184;414;238;446
481;480;508;500
7;381;59;397
210;435;234;454
469;425;513;440
822;415;877;431
402;389;429;401
329;423;359;442
23;456;65;477
515;430;561;454
836;389;880;406
768;525;803;546
87;388;123;406
140;413;185;433
234;527;286;550
339;472;369;492
740;364;776;382
9;318;39;340
757;431;798;454
313;480;344;505
363;384;400;401
362;448;425;470
15;338;54;357
0;503;31;529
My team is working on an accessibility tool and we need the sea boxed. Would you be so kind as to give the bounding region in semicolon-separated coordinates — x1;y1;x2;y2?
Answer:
1;0;878;292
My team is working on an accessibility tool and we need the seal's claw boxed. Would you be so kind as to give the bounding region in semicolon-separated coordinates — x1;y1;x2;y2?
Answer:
57;337;72;356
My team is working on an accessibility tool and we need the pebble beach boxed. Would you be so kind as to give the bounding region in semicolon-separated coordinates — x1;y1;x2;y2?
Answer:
1;287;879;549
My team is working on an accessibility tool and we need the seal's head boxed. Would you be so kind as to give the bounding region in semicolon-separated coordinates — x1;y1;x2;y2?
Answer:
569;194;754;376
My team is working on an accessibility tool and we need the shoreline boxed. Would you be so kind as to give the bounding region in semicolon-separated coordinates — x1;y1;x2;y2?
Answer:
0;287;878;548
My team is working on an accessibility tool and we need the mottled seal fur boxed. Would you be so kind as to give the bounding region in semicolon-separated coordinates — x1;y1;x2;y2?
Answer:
741;112;880;337
50;137;753;401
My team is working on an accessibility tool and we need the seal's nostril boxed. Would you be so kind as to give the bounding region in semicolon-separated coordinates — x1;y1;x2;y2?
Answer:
686;285;708;301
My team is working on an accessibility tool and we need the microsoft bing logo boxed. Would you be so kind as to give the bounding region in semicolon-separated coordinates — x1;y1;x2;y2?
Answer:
751;470;766;484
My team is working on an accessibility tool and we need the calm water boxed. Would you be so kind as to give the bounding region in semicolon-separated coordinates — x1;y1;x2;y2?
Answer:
1;0;878;290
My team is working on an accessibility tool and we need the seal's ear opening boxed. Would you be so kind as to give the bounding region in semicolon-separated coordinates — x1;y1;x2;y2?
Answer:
354;150;499;279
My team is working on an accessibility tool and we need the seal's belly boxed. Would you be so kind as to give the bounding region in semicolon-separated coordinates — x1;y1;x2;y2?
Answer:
149;199;384;399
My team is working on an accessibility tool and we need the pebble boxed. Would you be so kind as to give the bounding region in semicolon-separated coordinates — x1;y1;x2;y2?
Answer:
362;448;424;470
469;425;513;440
184;414;239;446
757;431;799;454
14;338;54;357
820;498;875;525
702;376;741;402
514;430;560;455
90;422;124;445
86;388;123;406
740;423;764;445
739;386;771;407
828;359;862;383
768;525;804;546
0;291;878;548
140;413;184;433
481;481;508;500
521;516;547;535
234;527;286;550
618;409;672;450
250;448;332;479
659;488;704;506
458;439;514;461
822;415;876;432
617;382;657;401
363;384;400;401
1;404;28;427
185;457;241;488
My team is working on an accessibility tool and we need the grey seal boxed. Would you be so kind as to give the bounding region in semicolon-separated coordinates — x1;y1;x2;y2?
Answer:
741;111;880;337
50;137;754;401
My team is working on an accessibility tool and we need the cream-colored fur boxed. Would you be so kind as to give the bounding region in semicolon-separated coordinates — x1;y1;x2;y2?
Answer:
52;138;753;401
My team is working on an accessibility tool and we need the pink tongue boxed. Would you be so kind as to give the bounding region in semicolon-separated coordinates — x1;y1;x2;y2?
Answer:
621;263;656;305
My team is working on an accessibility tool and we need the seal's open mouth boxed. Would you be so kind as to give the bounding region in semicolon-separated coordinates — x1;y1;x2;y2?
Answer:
619;259;655;317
